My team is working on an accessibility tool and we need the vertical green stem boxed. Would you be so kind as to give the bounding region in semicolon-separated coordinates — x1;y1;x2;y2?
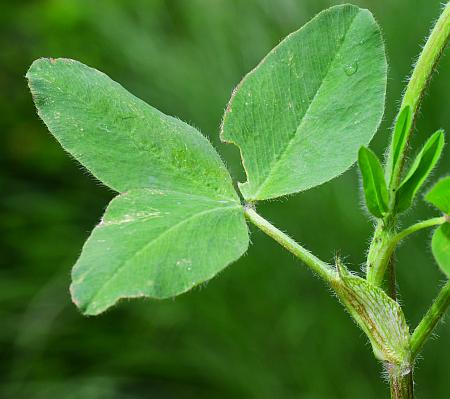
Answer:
366;2;450;287
366;220;396;285
387;259;397;300
367;217;446;286
388;364;414;399
391;2;450;192
401;3;450;114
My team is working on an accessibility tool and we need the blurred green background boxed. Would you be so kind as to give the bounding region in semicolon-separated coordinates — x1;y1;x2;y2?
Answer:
1;0;449;398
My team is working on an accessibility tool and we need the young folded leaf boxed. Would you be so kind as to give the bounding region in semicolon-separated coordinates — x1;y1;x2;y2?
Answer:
221;4;387;201
425;176;450;214
386;105;412;184
27;58;250;315
431;224;450;278
395;130;445;213
358;146;389;218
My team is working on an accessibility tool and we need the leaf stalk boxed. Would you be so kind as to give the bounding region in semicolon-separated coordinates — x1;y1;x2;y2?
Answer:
388;364;414;399
410;280;450;359
244;206;337;283
392;216;446;244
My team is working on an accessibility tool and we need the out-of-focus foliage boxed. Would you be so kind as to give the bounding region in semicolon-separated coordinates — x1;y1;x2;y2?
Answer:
1;1;449;398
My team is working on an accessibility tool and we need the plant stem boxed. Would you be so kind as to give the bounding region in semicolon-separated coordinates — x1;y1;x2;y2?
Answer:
367;217;445;286
387;259;397;300
410;280;450;359
388;364;414;399
366;220;396;286
390;1;450;192
367;2;450;286
244;206;337;283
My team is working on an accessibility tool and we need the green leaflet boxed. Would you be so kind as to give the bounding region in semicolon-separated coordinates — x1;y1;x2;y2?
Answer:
386;106;412;184
431;224;450;278
426;177;450;278
71;189;248;315
395;130;445;213
27;58;250;315
333;263;410;366
221;4;387;201
26;58;237;201
358;146;389;218
425;176;450;214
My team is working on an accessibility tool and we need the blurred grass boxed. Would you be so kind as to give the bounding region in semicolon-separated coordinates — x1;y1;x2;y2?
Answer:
1;0;449;398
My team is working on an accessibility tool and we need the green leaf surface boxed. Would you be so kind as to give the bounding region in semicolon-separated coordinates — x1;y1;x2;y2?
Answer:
431;223;450;278
387;105;412;184
333;262;410;365
426;176;450;214
221;4;387;201
396;130;445;213
358;146;389;218
71;189;249;315
27;58;251;315
26;58;237;201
